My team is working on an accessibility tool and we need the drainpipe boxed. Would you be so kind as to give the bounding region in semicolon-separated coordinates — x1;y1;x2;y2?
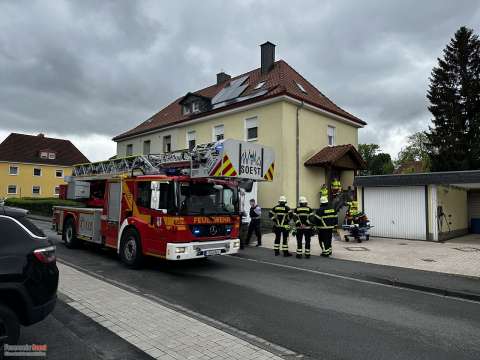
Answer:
296;101;304;205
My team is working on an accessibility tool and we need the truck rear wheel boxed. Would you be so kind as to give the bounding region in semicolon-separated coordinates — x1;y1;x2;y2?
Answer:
63;218;79;249
0;303;20;347
120;228;143;269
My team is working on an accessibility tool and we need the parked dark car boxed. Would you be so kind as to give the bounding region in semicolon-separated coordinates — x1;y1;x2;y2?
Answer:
0;206;58;347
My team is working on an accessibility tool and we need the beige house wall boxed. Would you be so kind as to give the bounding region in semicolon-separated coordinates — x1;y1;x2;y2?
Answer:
436;185;468;237
116;99;361;208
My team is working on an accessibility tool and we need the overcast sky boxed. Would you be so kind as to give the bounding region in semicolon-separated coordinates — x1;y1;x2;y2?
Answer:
1;0;479;161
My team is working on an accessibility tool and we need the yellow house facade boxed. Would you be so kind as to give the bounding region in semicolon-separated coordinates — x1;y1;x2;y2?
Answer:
0;162;72;198
0;133;89;199
114;42;366;208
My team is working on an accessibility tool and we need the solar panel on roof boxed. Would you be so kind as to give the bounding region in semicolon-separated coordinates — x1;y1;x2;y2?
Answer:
212;75;249;104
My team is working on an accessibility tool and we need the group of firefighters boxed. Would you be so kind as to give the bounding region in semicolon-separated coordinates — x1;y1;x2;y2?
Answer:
242;178;360;258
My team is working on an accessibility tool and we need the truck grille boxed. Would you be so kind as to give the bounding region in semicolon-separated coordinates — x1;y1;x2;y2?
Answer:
189;224;232;238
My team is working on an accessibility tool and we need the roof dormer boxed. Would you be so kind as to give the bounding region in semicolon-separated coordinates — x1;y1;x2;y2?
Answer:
179;93;212;115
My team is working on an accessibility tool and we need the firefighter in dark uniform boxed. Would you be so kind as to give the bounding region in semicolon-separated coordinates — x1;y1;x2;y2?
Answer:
310;196;338;257
269;196;292;257
292;196;314;259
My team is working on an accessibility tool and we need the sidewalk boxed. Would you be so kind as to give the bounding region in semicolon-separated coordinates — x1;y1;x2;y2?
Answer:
258;231;480;278
58;263;291;360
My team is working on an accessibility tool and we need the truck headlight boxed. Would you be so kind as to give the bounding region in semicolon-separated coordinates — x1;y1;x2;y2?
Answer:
232;240;240;249
175;247;186;254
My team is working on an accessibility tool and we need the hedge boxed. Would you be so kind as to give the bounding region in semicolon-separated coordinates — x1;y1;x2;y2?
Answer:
4;197;84;217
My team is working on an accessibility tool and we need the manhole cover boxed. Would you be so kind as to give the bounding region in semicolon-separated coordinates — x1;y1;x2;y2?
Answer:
421;258;436;262
398;243;408;246
345;247;369;251
453;247;480;252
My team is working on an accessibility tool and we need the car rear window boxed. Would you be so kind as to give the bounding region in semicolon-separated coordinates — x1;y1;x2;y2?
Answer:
17;216;46;238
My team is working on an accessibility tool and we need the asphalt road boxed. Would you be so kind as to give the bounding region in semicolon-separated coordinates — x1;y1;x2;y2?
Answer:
33;220;480;360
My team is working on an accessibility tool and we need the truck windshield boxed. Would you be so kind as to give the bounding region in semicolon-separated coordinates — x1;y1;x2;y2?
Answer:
179;182;236;215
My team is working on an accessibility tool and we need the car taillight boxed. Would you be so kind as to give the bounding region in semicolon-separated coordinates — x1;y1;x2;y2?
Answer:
33;246;56;264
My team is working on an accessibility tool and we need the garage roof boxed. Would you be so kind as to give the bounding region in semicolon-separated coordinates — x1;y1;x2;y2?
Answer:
354;170;480;187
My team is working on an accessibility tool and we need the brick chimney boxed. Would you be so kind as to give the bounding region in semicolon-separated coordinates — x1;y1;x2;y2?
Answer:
260;41;276;75
216;72;231;85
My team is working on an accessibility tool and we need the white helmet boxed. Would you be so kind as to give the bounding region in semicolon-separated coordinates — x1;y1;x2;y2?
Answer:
279;195;287;203
320;196;328;204
299;196;308;204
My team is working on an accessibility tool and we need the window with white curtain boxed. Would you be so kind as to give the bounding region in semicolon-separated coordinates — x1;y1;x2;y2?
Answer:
327;126;336;146
187;131;196;150
213;125;224;141
245;117;258;141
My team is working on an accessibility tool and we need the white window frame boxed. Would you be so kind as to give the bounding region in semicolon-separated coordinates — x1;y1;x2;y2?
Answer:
327;125;336;146
296;82;307;93
55;169;64;178
254;81;266;90
40;151;48;159
212;124;225;142
54;186;60;196
126;144;133;157
245;117;258;142
192;102;200;113
9;165;19;176
48;152;56;160
7;185;17;195
143;140;151;155
163;135;172;153
187;130;196;150
183;105;191;115
33;167;42;177
32;185;41;196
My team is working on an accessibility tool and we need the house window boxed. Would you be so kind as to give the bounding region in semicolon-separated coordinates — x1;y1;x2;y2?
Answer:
143;140;151;155
245;117;258;141
213;125;224;141
7;185;17;195
33;167;42;177
55;169;64;178
192;102;200;113
40;152;48;159
126;144;133;157
183;105;191;115
48;152;56;160
163;135;172;153
32;186;41;196
187;131;196;150
54;186;60;196
9;165;18;176
254;81;266;90
327;126;336;146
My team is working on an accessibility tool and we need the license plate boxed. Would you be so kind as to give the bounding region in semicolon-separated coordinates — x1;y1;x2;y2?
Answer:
205;249;222;256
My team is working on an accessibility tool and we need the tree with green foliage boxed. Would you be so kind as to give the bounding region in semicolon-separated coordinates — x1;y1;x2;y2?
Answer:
426;26;480;171
358;143;394;175
396;131;431;171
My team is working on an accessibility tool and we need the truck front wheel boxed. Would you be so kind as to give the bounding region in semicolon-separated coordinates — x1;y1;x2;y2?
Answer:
63;218;79;249
0;303;20;347
120;228;143;269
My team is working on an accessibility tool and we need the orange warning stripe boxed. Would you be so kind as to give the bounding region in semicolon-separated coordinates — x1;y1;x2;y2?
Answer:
213;155;237;177
264;162;275;181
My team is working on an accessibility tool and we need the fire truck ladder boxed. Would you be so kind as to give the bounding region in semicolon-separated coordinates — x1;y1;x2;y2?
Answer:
72;142;223;177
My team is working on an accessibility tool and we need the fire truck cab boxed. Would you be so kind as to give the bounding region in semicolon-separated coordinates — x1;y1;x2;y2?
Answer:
52;139;274;268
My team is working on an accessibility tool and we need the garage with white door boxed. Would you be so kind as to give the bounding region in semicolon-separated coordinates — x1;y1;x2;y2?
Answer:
355;171;480;241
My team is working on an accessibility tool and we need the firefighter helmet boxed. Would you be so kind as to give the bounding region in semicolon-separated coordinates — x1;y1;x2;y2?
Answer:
299;196;308;204
320;196;329;204
279;195;287;203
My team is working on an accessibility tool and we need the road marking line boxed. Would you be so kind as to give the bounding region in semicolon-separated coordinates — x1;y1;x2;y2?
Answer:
231;255;480;304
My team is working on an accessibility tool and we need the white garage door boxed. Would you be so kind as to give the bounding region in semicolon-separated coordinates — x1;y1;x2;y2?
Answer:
364;186;427;240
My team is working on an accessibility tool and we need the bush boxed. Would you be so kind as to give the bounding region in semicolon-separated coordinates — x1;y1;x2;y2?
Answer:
4;197;84;217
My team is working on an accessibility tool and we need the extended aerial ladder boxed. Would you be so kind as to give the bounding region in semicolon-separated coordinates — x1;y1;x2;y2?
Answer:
72;139;275;182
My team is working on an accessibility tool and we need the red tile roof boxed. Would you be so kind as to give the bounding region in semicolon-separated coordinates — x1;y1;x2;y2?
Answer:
0;133;90;166
304;144;366;169
113;60;366;141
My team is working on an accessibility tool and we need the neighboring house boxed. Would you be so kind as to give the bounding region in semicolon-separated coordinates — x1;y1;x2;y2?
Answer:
355;171;480;241
0;133;89;198
113;42;367;207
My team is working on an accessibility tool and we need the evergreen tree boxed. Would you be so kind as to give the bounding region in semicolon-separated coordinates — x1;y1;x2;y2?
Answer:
427;26;480;171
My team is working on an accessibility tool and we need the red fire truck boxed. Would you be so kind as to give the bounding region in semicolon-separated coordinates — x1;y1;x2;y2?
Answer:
52;139;275;267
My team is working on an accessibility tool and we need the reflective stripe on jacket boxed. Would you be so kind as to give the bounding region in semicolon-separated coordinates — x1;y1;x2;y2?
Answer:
269;205;291;228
